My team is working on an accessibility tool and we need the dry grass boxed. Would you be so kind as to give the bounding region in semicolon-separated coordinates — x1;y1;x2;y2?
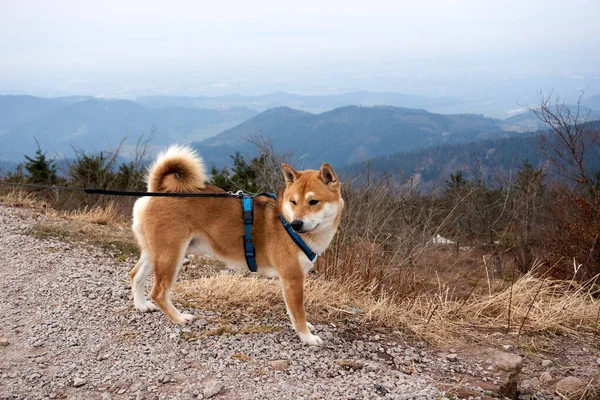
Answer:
175;266;600;343
0;189;128;228
451;270;600;336
26;218;139;261
59;202;127;227
0;188;47;209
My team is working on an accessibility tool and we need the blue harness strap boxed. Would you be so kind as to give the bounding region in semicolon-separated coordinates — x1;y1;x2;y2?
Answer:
279;215;317;261
239;192;317;272
241;194;258;272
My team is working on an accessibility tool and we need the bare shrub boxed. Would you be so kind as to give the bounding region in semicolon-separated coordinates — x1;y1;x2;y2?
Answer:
529;91;600;278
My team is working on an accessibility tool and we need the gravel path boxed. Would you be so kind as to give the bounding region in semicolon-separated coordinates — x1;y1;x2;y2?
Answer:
0;205;443;400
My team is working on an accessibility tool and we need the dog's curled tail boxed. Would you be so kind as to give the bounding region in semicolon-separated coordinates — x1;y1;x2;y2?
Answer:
147;145;207;193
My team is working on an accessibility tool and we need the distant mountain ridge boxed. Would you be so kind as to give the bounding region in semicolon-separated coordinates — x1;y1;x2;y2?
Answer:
500;106;600;132
583;95;600;110
136;91;463;114
344;119;600;190
0;95;257;162
191;105;521;168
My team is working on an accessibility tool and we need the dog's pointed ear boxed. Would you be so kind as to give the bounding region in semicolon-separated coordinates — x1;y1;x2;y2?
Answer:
281;164;299;185
319;163;339;186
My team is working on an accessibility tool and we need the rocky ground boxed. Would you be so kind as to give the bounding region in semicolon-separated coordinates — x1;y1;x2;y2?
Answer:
0;204;598;400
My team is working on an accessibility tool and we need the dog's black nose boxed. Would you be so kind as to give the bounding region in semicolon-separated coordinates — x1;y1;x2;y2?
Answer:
290;219;303;232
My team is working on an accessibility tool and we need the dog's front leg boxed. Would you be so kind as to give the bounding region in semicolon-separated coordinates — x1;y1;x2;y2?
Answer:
279;273;323;345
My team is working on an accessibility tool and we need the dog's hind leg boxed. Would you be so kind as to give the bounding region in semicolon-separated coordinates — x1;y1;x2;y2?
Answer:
150;246;194;324
130;251;158;312
279;272;323;345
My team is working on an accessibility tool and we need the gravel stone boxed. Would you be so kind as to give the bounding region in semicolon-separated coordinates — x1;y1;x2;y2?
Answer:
73;377;87;387
541;359;553;368
555;376;584;393
539;371;553;383
203;381;224;398
269;359;290;370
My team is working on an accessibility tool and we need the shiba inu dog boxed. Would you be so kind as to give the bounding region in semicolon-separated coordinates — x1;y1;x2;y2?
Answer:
130;145;344;345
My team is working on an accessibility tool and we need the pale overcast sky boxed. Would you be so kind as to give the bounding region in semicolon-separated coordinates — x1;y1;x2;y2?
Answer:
1;0;599;101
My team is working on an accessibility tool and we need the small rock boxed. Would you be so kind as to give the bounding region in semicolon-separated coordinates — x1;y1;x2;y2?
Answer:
540;372;553;383
0;338;9;346
203;381;223;398
374;384;388;395
529;377;541;388
445;353;458;362
73;377;87;387
541;359;553;368
555;376;584;394
502;345;513;351
269;359;290;371
484;350;523;399
27;372;42;380
596;357;600;366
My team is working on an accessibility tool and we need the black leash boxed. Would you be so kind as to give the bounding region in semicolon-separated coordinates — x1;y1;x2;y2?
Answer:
0;182;85;192
83;187;240;198
0;181;248;198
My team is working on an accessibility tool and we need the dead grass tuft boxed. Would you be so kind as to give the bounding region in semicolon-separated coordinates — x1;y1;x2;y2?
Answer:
60;202;127;227
451;270;600;336
26;218;139;260
0;189;47;209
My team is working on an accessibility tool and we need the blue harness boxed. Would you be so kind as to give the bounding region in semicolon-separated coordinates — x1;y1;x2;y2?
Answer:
241;193;317;272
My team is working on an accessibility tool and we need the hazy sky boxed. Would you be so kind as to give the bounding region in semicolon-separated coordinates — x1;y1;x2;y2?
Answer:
1;0;599;102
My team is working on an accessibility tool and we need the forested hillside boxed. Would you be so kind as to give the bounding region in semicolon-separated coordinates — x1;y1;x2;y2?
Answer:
192;105;520;168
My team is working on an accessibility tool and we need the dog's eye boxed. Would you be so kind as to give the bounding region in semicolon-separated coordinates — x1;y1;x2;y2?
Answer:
309;199;320;206
291;200;297;205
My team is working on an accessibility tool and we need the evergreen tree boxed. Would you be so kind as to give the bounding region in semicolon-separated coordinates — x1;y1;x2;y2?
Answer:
208;152;262;193
23;141;58;184
69;152;115;189
114;162;145;191
209;164;233;191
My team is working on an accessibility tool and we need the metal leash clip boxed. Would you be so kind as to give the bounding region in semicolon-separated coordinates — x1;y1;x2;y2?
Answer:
227;190;245;197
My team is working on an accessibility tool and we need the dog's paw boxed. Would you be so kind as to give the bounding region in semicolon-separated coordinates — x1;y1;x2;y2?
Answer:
135;301;159;313
174;313;195;324
307;322;316;332
299;332;324;346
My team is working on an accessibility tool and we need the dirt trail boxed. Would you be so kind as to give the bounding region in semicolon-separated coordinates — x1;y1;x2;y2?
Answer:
0;205;442;400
